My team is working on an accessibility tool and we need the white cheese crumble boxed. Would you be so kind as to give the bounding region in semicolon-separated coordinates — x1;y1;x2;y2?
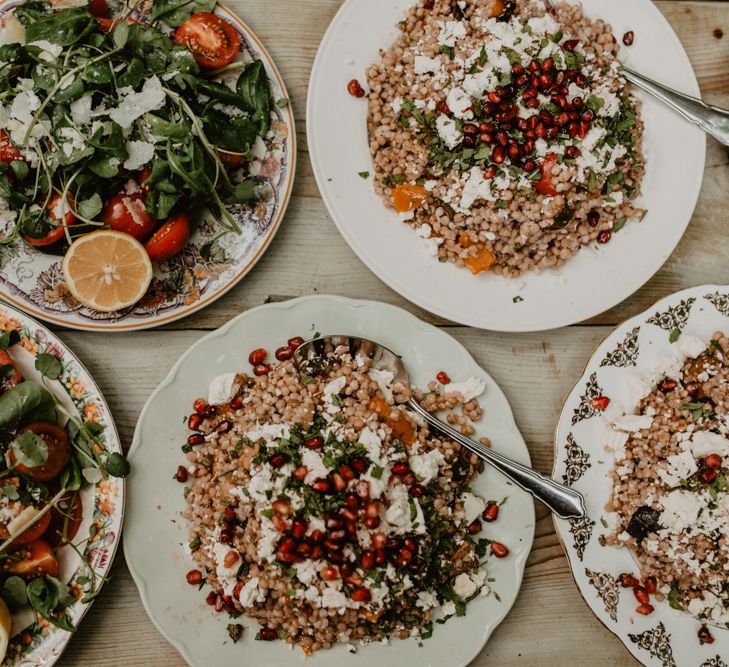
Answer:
445;376;485;402
207;373;240;405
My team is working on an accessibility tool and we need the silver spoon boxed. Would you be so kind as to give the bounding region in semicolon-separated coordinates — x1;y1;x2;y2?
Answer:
541;0;729;146
294;335;586;520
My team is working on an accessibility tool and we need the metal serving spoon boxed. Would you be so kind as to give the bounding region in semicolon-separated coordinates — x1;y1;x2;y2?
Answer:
541;0;729;146
294;335;586;519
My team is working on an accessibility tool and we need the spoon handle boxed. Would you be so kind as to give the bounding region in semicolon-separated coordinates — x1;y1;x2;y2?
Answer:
622;66;729;146
407;400;586;519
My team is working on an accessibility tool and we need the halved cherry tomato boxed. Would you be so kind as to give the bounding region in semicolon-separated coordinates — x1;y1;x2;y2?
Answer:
45;492;83;547
0;349;22;390
24;193;75;248
218;151;244;168
89;0;109;18
7;539;58;579
174;12;240;69
10;423;71;482
0;129;22;164
535;153;559;197
392;183;428;213
144;213;190;262
101;192;156;241
5;507;52;547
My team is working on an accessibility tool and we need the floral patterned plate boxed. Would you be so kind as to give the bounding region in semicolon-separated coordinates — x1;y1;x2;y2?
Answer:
0;0;295;332
0;301;124;665
553;285;729;667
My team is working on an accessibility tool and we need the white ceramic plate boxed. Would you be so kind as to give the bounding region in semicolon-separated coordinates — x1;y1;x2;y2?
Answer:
0;0;295;332
553;285;729;666
124;295;535;667
307;0;705;332
0;301;124;666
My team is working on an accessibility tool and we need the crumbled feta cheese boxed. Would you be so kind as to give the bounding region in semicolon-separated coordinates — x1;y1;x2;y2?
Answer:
453;572;478;598
435;114;461;149
610;414;653;432
207;373;240;405
461;492;486;523
238;577;266;606
659;490;704;532
657;450;698;487
409;449;445;485
438;20;467;47
446;86;473;119
676;335;707;359
302;448;329;484
444;376;485;402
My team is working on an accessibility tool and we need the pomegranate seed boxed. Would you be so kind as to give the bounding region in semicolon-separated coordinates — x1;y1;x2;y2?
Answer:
365;501;381;518
272;515;289;532
253;363;271;376
219;530;232;543
214;595;224;613
175;466;188;483
623;30;634;46
468;520;482;535
365;516;381;529
563;39;579;52
525;98;540;109
529;74;539;89
484;166;496;179
325;515;344;529
479;121;495;133
578;122;590;139
275;346;293;361
272;499;291;516
398;548;413;565
287;336;304;349
233;581;244;599
487;91;502;103
538;73;552;89
193;398;206;414
340;508;358;522
496;131;508;146
309;529;324;543
259;627;277;641
517;118;528;131
658;379;677;392
292;465;308;481
339;563;353;577
216;420;231;433
633;586;650;605
320;565;339;581
312;479;331;493
372;532;387;549
644;577;657;594
542;56;554;72
347;79;365;97
636;603;654;616
507;143;520;160
351;587;372;603
339;464;355;480
490;542;509;558
296;542;312;557
567;121;579;138
344;493;360;509
597;229;612;244
327;549;345;563
304;436;323;449
705;454;722;469
564;145;581;159
492;146;506;164
483;503;499;522
356;480;370;499
291;519;308;538
512;64;525;75
590;396;610;411
351;457;368;474
268;453;290;468
528;60;540;72
187;413;202;431
522;88;537;100
205;591;216;605
410;484;424;498
186;569;202;585
436;371;451;385
698;626;715;644
279;537;297;554
546;126;558;140
375;549;387;565
248;348;266;365
587;210;600;227
404;537;417;552
361;549;375;570
223;550;240;568
344;572;364;586
225;506;235;520
230;395;243;410
575;73;587;86
331;472;347;491
462;123;478;135
392;462;410;476
480;132;493;144
435;100;451;116
202;404;216;418
462;135;476;148
700;467;718;484
401;473;416;486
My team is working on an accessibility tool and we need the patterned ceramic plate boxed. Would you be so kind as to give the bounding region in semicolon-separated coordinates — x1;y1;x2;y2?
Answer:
0;301;124;665
0;0;295;332
553;285;729;667
124;295;535;667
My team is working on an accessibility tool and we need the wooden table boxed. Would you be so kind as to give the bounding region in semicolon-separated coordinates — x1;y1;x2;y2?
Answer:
48;1;729;664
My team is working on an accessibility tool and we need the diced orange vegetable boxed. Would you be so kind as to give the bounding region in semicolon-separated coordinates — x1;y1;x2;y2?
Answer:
368;395;416;445
458;234;474;248
464;248;496;275
489;0;507;18
392;183;428;214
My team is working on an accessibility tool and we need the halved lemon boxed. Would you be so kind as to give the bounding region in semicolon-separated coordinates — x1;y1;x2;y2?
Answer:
62;230;153;312
0;596;11;662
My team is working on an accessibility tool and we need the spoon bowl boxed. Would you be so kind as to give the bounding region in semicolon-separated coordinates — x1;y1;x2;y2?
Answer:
294;335;586;519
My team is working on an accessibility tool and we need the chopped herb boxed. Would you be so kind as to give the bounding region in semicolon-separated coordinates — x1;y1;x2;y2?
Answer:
669;329;681;344
358;171;370;179
512;296;524;303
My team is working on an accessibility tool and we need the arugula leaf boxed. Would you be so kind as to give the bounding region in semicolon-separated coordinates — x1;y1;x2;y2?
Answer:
228;179;260;204
24;7;97;46
237;60;272;135
35;352;62;380
11;430;49;468
149;0;217;27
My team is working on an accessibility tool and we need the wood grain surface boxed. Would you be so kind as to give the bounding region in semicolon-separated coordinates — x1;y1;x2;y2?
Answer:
42;1;729;665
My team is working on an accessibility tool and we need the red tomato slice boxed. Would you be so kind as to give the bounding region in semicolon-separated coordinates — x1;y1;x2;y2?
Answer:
219;151;244;168
101;192;156;241
24;193;76;248
0;129;23;164
89;0;109;18
7;539;59;579
174;13;240;69
535;153;559;197
11;423;72;482
45;493;83;547
0;349;22;391
144;213;190;262
6;508;52;547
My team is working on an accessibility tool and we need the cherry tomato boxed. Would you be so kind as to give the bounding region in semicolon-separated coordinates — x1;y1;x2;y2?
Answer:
0;349;22;391
101;192;156;241
89;0;109;18
218;151;244;168
535;153;559;197
5;508;52;547
45;493;83;547
0;129;22;164
7;539;59;579
11;422;71;482
95;16;139;32
144;213;191;262
174;13;240;69
24;193;75;248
